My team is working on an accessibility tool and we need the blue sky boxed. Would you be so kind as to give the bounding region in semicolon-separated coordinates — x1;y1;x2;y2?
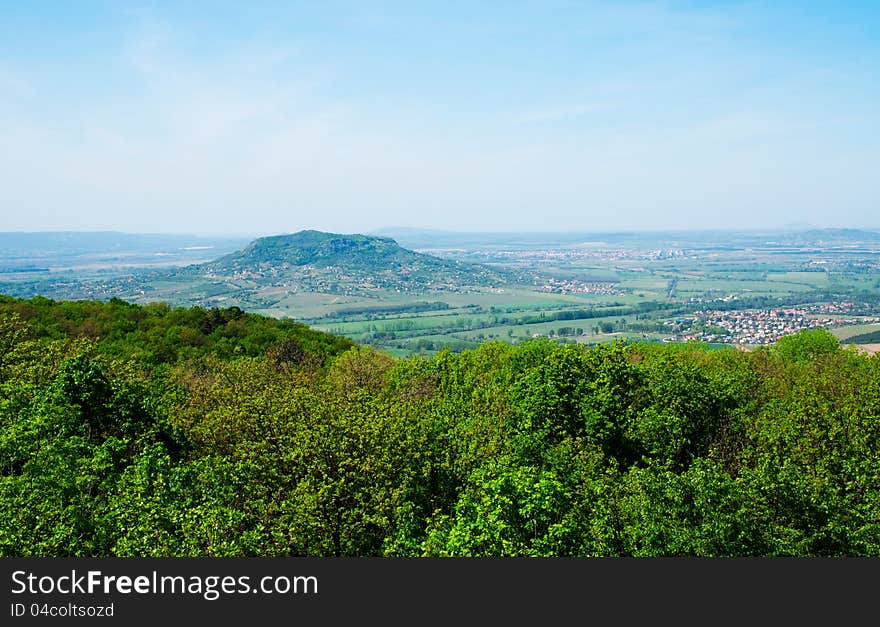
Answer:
1;1;877;236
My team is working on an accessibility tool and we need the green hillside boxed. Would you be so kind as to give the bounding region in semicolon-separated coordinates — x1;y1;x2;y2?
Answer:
194;230;513;292
216;230;416;267
0;295;353;367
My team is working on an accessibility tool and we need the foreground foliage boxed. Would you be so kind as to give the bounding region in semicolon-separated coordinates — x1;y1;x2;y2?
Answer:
1;297;878;556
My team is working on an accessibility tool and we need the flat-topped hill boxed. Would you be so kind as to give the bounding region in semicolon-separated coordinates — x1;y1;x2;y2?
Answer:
214;230;428;269
197;230;511;292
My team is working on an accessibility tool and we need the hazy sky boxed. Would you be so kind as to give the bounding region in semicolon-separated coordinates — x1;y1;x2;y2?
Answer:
1;1;878;236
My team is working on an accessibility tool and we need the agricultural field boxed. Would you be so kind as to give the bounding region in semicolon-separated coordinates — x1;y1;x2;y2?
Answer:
289;229;880;354
832;322;880;341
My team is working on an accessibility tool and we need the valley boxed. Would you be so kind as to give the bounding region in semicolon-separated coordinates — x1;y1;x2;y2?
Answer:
2;227;880;355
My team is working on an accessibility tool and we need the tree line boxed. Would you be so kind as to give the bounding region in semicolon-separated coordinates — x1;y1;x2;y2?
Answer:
1;296;878;556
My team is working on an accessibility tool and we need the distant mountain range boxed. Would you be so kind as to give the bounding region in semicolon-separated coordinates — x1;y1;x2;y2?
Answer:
0;231;249;260
374;226;880;251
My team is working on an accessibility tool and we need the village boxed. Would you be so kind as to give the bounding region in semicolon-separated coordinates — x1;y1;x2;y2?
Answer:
537;277;624;296
671;302;880;345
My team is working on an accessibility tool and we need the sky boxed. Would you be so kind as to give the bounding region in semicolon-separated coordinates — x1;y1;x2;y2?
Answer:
0;1;878;237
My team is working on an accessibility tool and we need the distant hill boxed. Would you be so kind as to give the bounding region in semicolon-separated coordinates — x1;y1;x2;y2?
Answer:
187;230;512;293
786;228;880;244
0;231;250;276
0;231;250;259
213;230;422;269
0;230;521;308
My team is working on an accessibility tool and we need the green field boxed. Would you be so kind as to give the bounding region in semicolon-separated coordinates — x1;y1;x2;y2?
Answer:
833;322;880;342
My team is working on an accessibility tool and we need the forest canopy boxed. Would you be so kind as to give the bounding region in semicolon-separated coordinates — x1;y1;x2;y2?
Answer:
1;296;878;556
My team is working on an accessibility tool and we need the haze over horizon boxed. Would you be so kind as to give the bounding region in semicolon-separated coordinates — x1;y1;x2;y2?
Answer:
1;1;878;236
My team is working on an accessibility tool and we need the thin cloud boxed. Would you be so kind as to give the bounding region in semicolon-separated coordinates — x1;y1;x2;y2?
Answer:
509;103;610;125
